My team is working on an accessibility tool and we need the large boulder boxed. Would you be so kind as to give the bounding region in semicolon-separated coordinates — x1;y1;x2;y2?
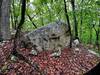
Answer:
22;21;70;54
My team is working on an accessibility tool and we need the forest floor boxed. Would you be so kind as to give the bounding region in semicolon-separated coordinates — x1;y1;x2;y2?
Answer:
0;41;100;75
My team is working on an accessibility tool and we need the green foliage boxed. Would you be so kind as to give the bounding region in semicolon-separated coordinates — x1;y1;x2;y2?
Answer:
10;0;100;51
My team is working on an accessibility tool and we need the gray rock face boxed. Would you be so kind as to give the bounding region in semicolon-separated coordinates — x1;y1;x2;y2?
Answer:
22;21;70;54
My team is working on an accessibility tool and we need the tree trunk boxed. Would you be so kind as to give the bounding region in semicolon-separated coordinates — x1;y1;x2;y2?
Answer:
89;22;92;44
0;0;11;40
0;0;3;41
63;0;72;48
71;0;78;39
80;0;84;41
96;19;100;50
93;19;100;50
89;27;92;44
0;0;3;17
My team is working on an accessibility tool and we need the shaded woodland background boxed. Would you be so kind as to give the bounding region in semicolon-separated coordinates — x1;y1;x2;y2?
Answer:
0;0;100;52
0;0;100;75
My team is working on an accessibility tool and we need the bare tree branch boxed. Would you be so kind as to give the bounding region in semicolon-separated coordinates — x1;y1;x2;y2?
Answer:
26;13;37;28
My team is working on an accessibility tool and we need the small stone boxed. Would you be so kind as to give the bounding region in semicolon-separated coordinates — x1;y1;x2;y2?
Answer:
74;39;79;45
30;49;38;56
1;65;8;72
11;55;17;61
75;48;80;51
72;39;80;47
50;48;61;57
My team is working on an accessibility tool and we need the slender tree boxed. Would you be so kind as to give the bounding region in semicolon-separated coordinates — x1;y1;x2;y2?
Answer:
80;0;84;41
92;20;100;50
89;22;92;44
10;0;32;65
47;4;52;22
97;19;100;50
71;0;78;39
11;0;17;30
63;0;72;47
11;0;27;60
